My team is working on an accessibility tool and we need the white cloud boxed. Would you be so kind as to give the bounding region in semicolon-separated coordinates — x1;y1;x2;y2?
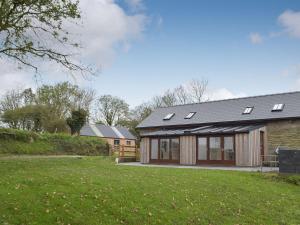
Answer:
278;10;300;38
0;0;147;91
249;32;263;44
76;0;147;68
205;88;247;101
0;59;34;95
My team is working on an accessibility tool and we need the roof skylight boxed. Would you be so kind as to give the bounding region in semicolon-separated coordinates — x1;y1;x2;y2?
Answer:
163;113;175;120
272;104;284;112
185;112;196;119
243;107;253;115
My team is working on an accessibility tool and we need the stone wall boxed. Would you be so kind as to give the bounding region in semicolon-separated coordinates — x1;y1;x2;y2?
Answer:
266;120;300;154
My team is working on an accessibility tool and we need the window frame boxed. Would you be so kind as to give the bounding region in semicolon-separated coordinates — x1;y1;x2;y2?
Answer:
272;103;284;112
196;135;236;165
163;113;175;120
114;139;120;145
242;106;254;115
149;136;180;163
185;112;196;119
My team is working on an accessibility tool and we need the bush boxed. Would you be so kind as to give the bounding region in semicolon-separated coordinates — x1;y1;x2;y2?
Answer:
0;128;109;156
262;173;300;186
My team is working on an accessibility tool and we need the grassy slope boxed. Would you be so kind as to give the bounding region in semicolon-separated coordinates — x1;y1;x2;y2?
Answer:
0;128;108;155
0;157;299;225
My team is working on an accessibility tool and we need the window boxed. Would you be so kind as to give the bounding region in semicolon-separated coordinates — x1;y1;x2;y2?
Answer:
198;137;207;160
114;139;120;145
151;139;158;160
151;138;180;161
163;113;175;120
160;139;170;159
209;137;222;160
224;137;234;161
243;107;253;114
272;104;284;112
170;138;180;160
185;112;196;119
126;140;131;146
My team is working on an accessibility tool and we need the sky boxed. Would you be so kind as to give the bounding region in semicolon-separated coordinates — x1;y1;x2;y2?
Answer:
1;0;300;107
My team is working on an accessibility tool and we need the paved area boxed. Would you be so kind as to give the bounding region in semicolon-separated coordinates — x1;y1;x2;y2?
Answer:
118;162;279;172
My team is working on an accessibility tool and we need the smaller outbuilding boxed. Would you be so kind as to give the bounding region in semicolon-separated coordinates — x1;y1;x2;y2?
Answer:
80;124;136;147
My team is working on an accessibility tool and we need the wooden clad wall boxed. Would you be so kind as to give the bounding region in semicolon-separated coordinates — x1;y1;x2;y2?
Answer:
249;127;266;166
140;138;150;163
236;126;266;166
235;133;250;166
180;136;196;165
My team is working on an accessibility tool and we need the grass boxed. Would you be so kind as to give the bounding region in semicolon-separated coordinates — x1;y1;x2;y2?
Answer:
0;157;299;225
0;128;108;155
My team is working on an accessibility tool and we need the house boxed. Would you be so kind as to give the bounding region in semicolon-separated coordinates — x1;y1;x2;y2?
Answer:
80;124;136;147
137;91;300;166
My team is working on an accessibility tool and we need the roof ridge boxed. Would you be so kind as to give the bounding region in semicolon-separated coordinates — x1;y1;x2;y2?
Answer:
156;90;300;109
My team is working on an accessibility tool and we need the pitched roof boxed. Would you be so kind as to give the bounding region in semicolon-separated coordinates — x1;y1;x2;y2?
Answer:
137;91;300;129
80;124;136;140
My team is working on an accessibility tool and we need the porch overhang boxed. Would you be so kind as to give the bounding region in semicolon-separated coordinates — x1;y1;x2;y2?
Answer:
140;124;265;137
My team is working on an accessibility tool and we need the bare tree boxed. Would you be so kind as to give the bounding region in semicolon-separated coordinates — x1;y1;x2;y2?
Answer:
0;0;93;75
174;85;191;105
94;95;129;126
161;89;177;107
0;88;24;112
188;78;208;103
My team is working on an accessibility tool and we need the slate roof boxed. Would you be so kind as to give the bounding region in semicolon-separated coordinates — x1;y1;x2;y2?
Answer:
140;124;264;137
137;91;300;129
80;124;136;140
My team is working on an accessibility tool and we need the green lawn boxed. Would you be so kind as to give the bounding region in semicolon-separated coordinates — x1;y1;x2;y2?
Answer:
0;157;299;225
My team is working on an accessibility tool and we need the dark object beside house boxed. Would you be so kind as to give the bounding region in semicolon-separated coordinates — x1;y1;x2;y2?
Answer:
279;150;300;174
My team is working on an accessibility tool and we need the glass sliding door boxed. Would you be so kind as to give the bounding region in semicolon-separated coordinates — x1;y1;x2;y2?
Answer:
170;138;180;161
150;137;180;163
150;139;158;160
198;137;207;160
224;137;235;161
197;136;235;165
160;139;170;160
209;137;222;160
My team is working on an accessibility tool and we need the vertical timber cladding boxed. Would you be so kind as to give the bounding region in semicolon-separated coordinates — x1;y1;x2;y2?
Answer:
235;126;266;166
235;133;250;166
140;138;150;163
180;136;196;165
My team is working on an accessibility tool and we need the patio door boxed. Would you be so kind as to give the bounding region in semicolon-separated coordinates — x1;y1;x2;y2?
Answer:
150;137;180;163
197;136;235;165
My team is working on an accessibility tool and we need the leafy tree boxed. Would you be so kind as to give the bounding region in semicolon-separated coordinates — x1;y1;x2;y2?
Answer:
66;109;87;135
0;82;94;133
94;95;129;126
36;82;95;119
0;0;91;74
1;105;47;131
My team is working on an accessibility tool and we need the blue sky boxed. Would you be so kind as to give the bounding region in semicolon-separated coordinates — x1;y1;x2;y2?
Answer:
2;0;300;107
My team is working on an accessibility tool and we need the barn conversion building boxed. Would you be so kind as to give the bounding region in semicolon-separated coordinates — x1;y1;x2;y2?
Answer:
137;91;300;166
80;124;136;147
